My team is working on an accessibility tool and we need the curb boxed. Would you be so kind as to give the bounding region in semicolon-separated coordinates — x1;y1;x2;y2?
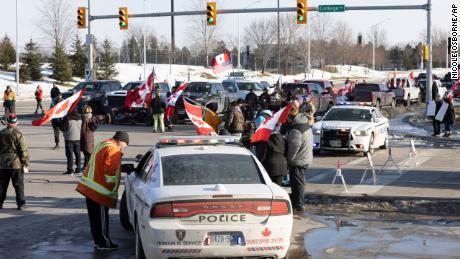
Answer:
305;192;460;203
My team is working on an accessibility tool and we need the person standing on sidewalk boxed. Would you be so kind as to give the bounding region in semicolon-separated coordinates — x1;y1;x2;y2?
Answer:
0;114;29;210
62;109;82;175
76;131;129;250
285;101;313;212
431;94;442;137
34;85;44;115
80;105;99;170
150;88;166;133
443;95;456;138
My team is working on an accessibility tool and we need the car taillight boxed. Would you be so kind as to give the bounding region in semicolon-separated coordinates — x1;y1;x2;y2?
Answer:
270;200;290;216
150;202;174;218
150;199;291;218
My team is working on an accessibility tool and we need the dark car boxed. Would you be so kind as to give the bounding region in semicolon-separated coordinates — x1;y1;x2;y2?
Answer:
62;80;122;114
281;83;335;114
174;81;228;121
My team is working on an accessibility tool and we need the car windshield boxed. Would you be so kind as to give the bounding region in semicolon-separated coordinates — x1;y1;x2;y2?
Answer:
323;108;372;122
260;81;270;89
237;82;263;91
186;82;210;94
74;82;99;92
161;154;264;185
122;82;142;90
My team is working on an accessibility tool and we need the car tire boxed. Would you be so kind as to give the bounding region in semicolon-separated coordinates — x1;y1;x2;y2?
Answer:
366;134;375;156
120;191;133;231
404;96;410;107
381;131;389;149
313;149;321;156
135;219;146;259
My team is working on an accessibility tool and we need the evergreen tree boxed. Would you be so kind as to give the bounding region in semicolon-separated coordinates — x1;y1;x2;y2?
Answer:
21;39;42;81
0;35;16;70
50;42;73;83
96;39;118;80
19;64;31;83
70;34;87;78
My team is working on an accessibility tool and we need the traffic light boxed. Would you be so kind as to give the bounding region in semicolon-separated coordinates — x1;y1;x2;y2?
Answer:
77;7;86;29
296;0;307;25
357;33;363;46
448;37;452;55
119;7;128;30
422;44;429;60
206;2;216;26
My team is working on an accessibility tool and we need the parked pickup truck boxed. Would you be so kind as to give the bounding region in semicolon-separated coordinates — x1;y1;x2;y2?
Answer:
281;82;335;114
388;77;421;106
350;83;395;107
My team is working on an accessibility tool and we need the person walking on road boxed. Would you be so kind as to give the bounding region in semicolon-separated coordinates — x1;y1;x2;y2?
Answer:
81;105;99;170
76;131;129;250
3;85;16;118
34;85;44;115
431;94;442;137
285;101;313;212
443;95;455;138
62;109;82;175
255;125;288;186
150;88;166;133
50;83;60;103
0;114;29;210
245;88;258;121
51;94;64;149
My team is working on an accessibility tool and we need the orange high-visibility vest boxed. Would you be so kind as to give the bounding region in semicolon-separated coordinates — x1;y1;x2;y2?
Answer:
76;139;122;208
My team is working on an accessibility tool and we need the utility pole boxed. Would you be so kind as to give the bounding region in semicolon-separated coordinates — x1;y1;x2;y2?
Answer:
307;16;311;78
171;0;175;67
87;0;94;80
143;0;147;79
426;0;432;102
15;0;19;95
277;0;281;74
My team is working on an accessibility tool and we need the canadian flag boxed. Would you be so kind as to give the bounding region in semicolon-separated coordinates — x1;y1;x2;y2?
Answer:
125;67;156;109
211;52;233;74
32;89;85;126
337;82;353;97
451;81;460;93
165;83;189;119
251;104;292;143
183;98;216;136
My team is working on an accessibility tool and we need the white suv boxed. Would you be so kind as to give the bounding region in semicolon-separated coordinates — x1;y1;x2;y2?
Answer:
120;136;293;259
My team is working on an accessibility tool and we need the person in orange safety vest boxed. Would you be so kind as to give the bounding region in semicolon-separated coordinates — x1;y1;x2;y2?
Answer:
76;131;129;251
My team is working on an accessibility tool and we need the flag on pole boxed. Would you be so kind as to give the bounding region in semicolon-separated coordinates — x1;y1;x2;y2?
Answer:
32;89;85;126
211;52;233;74
165;83;189;119
251;104;292;143
183;98;216;136
125;68;156;109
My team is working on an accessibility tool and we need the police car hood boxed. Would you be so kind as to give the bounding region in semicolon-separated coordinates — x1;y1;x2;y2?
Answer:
314;120;370;131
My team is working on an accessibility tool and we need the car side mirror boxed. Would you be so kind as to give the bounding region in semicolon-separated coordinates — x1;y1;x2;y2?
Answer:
121;163;135;174
134;154;143;163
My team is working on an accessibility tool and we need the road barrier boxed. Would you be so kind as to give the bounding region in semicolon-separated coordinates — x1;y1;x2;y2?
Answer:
403;140;419;167
330;160;349;193
360;152;377;185
377;147;402;175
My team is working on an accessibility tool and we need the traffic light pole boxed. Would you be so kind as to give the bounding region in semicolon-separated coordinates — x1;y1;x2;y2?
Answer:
87;0;94;81
426;0;432;102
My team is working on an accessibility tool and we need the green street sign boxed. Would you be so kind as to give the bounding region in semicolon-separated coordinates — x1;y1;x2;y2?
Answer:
318;5;345;12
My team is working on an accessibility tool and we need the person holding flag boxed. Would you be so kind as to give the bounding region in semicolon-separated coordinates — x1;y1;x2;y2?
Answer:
150;88;167;133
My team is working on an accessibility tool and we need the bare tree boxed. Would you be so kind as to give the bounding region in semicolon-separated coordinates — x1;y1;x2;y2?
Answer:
274;14;299;75
244;18;276;74
187;0;219;67
311;13;333;67
332;21;353;65
38;0;74;48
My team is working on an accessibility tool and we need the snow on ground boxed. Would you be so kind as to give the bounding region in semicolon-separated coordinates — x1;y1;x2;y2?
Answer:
0;63;452;101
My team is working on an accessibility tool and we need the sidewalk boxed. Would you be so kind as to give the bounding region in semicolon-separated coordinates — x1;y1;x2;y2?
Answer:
304;146;460;201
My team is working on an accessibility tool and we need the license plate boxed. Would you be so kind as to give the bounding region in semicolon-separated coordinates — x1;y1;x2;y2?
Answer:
209;232;242;246
329;140;342;147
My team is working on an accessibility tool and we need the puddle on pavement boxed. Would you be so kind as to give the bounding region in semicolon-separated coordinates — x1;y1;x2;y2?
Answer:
304;214;460;258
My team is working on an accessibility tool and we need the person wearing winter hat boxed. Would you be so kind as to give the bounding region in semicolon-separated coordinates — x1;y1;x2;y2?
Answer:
76;131;129;251
0;114;29;210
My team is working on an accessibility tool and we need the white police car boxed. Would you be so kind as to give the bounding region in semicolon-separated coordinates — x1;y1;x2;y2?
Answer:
312;105;389;155
120;136;293;259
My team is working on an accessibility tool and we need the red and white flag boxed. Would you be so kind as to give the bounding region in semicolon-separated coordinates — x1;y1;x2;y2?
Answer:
165;83;189;119
183;98;216;136
451;81;460;92
211;52;233;74
409;71;414;81
32;89;85;126
337;82;353;97
125;67;156;109
251;104;292;143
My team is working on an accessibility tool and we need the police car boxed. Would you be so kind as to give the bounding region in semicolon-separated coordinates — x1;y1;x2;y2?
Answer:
120;136;293;259
312;105;389;155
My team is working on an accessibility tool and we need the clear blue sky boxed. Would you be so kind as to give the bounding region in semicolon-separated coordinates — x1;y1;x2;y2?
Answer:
0;0;451;50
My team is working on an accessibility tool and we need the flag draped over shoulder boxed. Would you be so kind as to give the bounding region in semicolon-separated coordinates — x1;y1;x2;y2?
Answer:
211;52;233;74
32;89;85;126
125;67;156;109
251;104;292;143
183;98;216;136
165;83;189;119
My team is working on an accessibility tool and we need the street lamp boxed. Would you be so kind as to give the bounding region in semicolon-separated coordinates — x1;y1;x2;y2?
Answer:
370;18;390;71
237;0;261;71
16;0;19;95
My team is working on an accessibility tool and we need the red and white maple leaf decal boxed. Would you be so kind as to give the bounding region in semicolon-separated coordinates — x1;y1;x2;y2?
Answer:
261;227;272;237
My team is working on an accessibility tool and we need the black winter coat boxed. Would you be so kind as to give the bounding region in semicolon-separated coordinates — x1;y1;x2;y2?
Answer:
255;134;288;177
245;92;258;107
443;102;456;124
150;96;166;114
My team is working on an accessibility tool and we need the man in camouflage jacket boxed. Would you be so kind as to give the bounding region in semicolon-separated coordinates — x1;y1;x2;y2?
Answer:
0;114;29;210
